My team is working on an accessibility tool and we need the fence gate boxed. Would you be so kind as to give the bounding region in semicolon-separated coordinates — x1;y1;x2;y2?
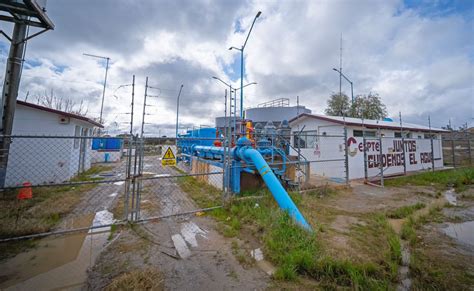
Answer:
125;136;225;223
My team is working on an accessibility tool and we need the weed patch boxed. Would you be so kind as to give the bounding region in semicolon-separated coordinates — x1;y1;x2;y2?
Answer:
384;167;474;191
105;268;164;291
386;202;425;219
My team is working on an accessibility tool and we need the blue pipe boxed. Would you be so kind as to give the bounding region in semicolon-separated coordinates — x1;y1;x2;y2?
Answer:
235;146;312;231
192;139;312;231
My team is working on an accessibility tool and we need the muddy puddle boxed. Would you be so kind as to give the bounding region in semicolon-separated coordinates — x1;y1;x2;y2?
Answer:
0;210;114;290
442;221;474;246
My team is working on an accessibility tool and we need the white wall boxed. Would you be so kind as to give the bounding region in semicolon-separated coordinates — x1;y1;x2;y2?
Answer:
290;117;445;180
5;105;96;186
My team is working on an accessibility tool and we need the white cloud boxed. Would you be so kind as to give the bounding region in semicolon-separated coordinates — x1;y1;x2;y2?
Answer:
0;0;471;135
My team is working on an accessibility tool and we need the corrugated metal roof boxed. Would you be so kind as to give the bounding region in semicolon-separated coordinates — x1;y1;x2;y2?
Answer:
289;113;447;133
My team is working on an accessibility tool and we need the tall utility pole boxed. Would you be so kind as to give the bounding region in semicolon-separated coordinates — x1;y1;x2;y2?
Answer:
339;34;342;99
0;1;54;187
130;75;135;136
229;11;262;118
175;84;184;141
83;53;110;131
333;68;353;104
141;77;149;139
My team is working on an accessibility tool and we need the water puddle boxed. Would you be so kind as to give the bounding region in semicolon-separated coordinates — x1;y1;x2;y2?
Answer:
93;172;118;178
0;210;114;290
397;242;411;291
442;221;474;246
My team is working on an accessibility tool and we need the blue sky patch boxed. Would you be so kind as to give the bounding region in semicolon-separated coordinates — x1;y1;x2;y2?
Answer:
223;53;242;82
234;18;245;33
402;0;474;19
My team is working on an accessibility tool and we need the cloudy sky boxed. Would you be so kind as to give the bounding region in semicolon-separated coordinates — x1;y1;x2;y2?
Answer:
0;0;473;135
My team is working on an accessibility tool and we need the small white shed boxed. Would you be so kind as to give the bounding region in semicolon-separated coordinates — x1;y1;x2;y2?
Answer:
5;100;103;186
289;114;447;180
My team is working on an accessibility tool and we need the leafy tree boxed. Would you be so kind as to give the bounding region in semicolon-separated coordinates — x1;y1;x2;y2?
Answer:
325;93;351;116
325;92;387;120
350;92;387;120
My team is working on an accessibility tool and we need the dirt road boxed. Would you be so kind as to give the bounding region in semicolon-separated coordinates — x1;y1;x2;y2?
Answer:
87;156;270;290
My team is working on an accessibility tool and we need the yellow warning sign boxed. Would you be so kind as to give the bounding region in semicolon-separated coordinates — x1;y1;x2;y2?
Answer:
161;147;176;166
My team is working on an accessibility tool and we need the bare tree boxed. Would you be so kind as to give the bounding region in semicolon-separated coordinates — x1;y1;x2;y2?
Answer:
34;89;89;117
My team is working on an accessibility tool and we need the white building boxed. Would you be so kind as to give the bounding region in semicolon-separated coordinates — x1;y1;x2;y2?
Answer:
289;114;447;180
5;100;103;186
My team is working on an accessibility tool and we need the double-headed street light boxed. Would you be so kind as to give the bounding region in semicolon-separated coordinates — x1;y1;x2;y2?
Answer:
333;68;353;104
212;76;257;135
229;11;262;118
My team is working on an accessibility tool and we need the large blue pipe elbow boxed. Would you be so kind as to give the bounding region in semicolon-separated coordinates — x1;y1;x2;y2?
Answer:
239;147;312;231
191;140;312;231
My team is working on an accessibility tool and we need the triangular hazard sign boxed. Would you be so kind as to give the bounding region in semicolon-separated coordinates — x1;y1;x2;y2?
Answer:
163;147;176;160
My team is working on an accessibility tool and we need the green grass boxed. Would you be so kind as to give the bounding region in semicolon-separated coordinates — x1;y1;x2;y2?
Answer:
179;175;400;289
386;202;425;219
384;167;474;191
175;175;222;207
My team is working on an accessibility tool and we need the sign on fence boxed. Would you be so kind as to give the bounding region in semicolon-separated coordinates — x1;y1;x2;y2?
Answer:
161;146;176;166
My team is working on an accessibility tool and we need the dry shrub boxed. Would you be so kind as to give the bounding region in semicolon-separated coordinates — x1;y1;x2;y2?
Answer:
105;268;164;291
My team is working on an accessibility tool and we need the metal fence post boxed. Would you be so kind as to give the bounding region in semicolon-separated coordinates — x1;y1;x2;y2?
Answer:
363;136;368;182
468;135;472;166
399;113;407;176
430;136;435;172
124;135;133;221
379;136;384;187
451;131;456;168
130;134;139;221
428;116;435;172
135;137;144;220
344;125;349;185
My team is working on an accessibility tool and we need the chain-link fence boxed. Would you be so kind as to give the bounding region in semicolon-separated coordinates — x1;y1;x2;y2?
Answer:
130;137;224;223
442;131;473;167
290;132;349;190
0;136;129;242
2;130;471;242
362;135;444;186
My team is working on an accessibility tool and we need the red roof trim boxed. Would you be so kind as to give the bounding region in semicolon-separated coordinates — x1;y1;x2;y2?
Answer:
17;100;104;128
289;113;446;133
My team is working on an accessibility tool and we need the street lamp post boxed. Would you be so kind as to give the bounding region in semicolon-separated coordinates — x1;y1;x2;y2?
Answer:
175;84;184;142
84;53;110;130
229;11;261;118
333;68;353;104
